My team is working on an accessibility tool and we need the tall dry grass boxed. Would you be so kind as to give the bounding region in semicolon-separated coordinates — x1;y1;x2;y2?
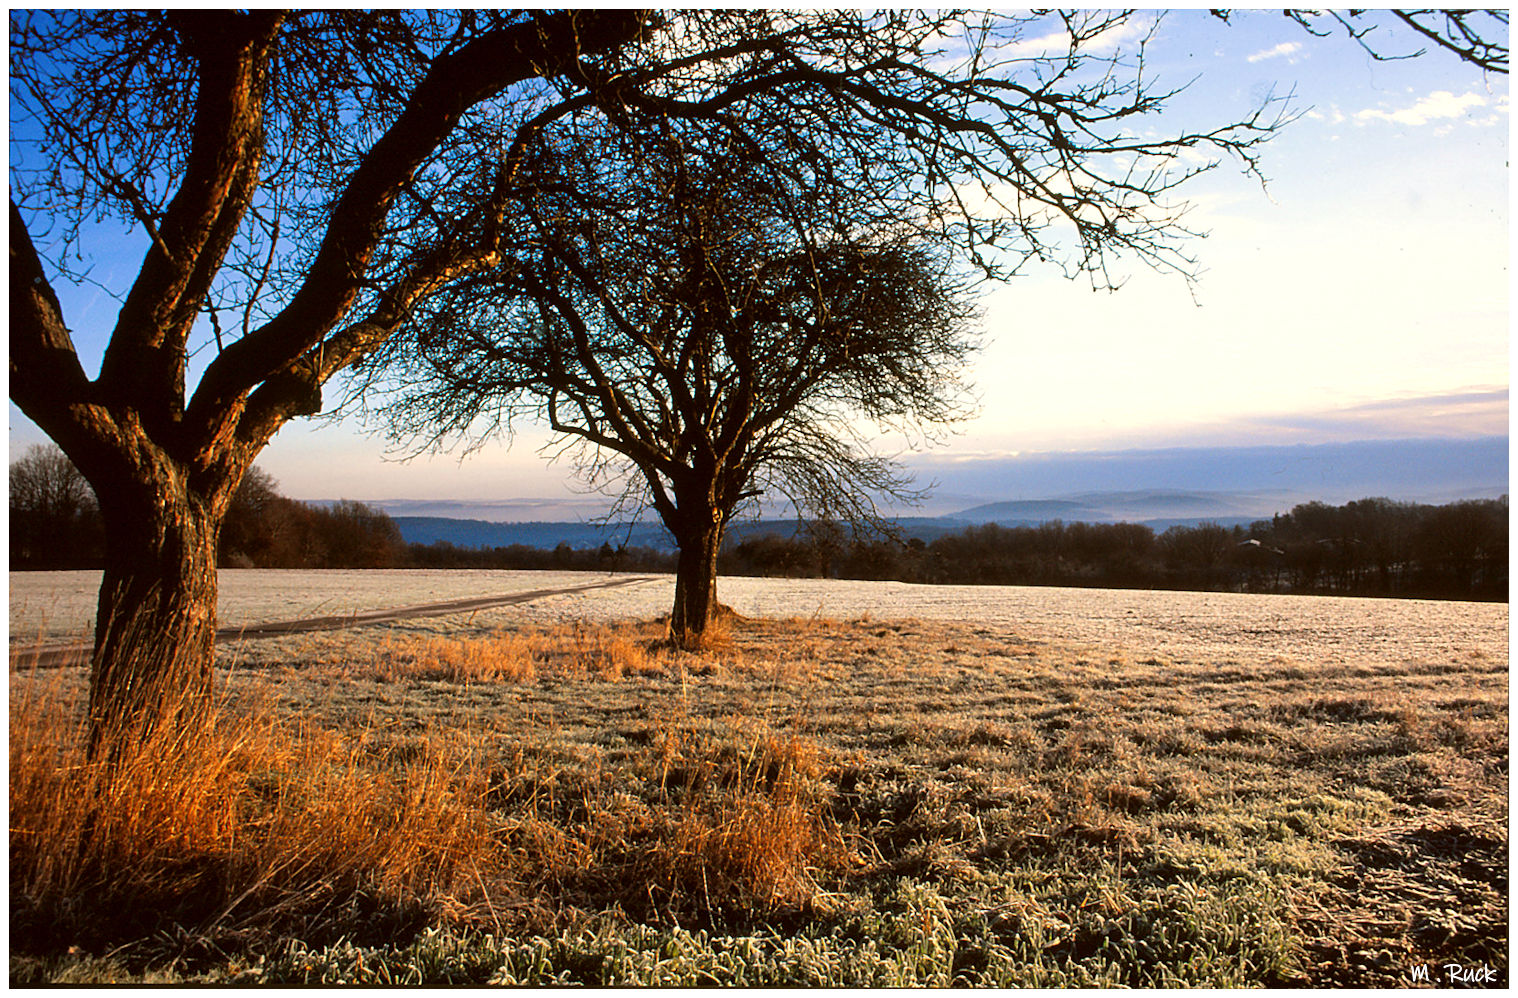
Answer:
484;719;854;924
553;620;662;679
649;724;853;912
9;669;503;954
348;622;668;684
10;631;852;968
369;631;541;683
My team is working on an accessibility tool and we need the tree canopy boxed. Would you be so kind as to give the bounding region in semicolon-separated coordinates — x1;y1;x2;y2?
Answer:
360;121;983;643
9;9;1304;733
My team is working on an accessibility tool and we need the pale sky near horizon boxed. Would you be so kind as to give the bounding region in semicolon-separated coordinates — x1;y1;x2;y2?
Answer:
7;10;1510;503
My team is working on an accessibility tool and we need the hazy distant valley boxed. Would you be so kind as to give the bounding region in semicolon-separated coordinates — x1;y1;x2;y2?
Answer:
362;436;1508;551
386;489;1298;553
385;486;1506;553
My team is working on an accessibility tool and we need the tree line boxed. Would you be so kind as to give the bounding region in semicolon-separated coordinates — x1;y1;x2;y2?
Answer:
10;447;401;571
724;498;1509;601
14;442;1504;599
408;497;1510;602
15;442;1504;600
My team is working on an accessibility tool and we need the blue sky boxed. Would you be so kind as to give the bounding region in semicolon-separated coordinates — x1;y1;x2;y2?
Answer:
8;11;1509;509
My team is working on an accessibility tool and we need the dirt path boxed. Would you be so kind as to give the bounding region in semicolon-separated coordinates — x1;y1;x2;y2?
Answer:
13;575;659;669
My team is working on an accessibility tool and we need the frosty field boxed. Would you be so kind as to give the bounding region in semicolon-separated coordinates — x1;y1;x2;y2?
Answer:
9;568;1506;667
10;570;1509;986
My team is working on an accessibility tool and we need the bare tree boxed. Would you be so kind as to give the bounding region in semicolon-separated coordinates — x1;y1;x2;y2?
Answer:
354;10;1298;646
1380;10;1509;73
9;443;95;523
220;465;283;568
11;10;1287;739
9;10;656;745
9;443;101;569
365;127;980;646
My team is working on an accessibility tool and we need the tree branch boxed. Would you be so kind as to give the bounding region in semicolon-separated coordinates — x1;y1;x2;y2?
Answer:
187;10;650;438
98;11;284;433
10;201;124;482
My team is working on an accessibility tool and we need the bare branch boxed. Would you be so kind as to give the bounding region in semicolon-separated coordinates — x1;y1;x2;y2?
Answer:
1218;9;1509;73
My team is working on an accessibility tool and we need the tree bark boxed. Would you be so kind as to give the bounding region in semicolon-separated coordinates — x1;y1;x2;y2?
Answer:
87;471;226;754
669;506;726;650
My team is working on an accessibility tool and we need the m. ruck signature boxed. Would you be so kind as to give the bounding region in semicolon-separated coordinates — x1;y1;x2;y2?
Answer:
1408;962;1500;986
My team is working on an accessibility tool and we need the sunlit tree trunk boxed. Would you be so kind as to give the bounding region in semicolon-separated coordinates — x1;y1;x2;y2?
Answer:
86;464;231;755
668;504;726;650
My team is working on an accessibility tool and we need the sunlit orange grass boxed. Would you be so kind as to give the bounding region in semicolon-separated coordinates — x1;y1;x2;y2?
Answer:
357;624;671;684
366;631;540;684
689;615;739;654
487;721;856;917
548;620;667;679
646;724;855;913
9;671;505;947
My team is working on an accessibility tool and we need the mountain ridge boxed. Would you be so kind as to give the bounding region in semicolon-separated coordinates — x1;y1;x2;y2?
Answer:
330;435;1507;525
386;483;1507;551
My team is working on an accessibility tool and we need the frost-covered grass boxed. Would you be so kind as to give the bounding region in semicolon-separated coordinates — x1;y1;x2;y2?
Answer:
8;568;635;642
11;568;1504;666
9;573;1509;986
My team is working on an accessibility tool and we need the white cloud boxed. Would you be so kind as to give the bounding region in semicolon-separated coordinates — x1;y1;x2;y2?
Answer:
1246;41;1302;64
1304;106;1347;125
999;27;1077;58
1080;18;1152;54
1355;90;1489;126
1237;389;1510;443
1469;93;1511;127
999;15;1150;59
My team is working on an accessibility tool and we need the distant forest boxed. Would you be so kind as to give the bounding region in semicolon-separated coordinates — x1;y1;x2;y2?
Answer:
10;446;1507;601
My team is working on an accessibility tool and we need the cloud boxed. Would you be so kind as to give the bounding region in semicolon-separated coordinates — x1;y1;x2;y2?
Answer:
1232;388;1510;443
1355;90;1490;126
999;14;1150;58
1468;93;1511;127
999;27;1076;58
1246;41;1302;63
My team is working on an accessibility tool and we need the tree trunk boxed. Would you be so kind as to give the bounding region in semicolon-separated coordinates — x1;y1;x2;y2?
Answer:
669;506;725;650
88;479;223;754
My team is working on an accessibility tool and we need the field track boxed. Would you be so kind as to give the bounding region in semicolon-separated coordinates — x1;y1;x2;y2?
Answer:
11;571;1506;675
13;575;658;669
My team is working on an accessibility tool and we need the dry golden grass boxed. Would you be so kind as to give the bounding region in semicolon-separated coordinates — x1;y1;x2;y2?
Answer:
550;619;664;678
644;721;854;911
10;608;1508;986
374;631;540;683
9;633;855;973
329;621;678;685
9;667;505;953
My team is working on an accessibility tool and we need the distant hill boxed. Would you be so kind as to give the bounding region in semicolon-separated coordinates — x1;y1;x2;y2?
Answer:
336;435;1510;530
950;498;1098;522
950;489;1299;530
393;517;674;551
372;497;612;523
390;492;1302;552
908;436;1509;513
392;514;966;551
389;491;1293;552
